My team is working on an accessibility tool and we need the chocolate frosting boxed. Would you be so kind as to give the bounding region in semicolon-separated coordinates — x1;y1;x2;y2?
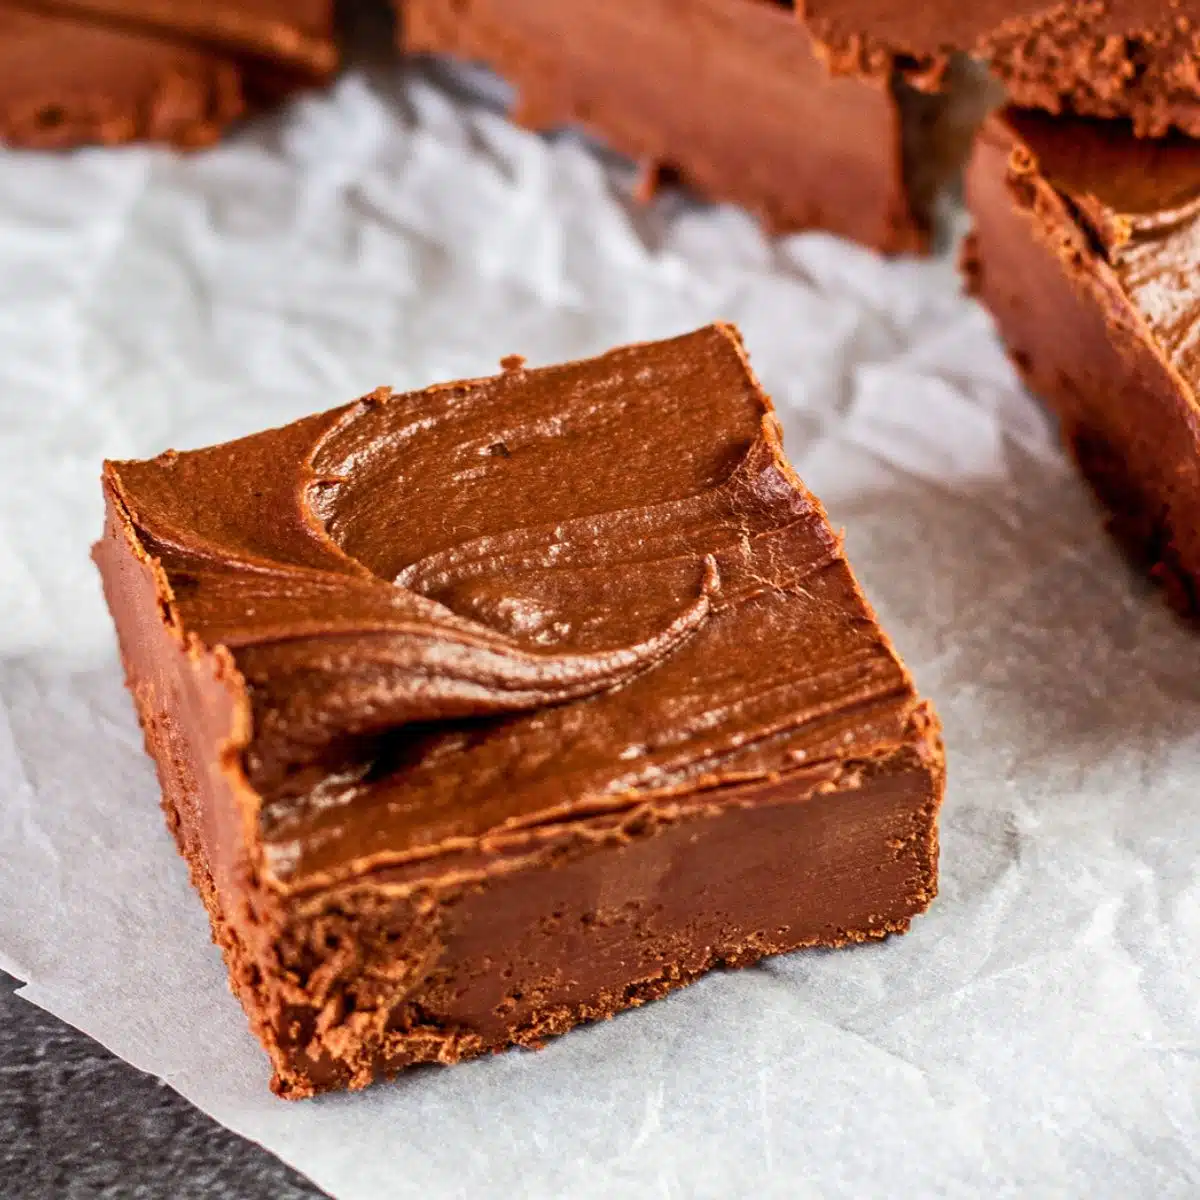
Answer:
106;326;925;890
1004;110;1200;382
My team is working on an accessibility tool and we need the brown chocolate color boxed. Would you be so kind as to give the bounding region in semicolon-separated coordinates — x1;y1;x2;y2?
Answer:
402;0;958;254
963;108;1200;613
0;7;245;148
802;0;1200;137
16;0;337;77
94;325;944;1098
0;0;336;149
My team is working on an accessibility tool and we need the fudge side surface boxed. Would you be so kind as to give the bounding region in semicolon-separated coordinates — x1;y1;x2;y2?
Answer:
0;7;245;149
20;0;338;79
403;0;948;253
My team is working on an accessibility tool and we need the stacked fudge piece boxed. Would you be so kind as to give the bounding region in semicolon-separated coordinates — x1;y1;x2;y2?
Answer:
804;0;1200;613
0;1;337;147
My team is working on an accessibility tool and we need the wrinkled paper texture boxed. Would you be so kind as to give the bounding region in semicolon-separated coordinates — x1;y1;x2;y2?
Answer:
1;66;1198;1199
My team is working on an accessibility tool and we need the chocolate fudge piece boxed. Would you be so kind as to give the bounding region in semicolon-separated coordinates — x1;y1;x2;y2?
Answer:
95;325;944;1098
15;0;338;81
802;0;1200;137
0;0;336;149
963;109;1200;613
0;7;245;148
402;0;973;254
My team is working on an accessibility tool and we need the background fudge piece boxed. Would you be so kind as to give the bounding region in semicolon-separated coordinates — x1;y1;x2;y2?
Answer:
802;0;1200;137
963;109;1200;614
402;0;969;253
0;0;337;149
0;6;245;148
94;324;944;1099
14;0;338;81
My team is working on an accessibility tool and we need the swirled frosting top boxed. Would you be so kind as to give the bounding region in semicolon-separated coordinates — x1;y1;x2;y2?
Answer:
106;325;930;887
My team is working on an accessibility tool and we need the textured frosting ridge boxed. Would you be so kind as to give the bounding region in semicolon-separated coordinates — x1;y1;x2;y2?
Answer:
106;326;929;886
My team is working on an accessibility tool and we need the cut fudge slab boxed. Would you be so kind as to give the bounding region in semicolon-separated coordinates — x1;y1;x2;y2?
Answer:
963;109;1200;613
0;7;245;148
0;0;336;149
14;0;338;81
802;0;1200;137
403;0;970;253
95;324;944;1099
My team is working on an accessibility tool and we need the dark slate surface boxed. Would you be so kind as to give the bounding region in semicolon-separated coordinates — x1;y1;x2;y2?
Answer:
0;971;327;1200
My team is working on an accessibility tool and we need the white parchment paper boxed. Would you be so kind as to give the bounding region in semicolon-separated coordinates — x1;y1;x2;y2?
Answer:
1;66;1198;1198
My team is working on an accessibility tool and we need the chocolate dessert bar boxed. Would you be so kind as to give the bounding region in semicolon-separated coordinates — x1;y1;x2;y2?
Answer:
802;0;1200;137
95;325;944;1098
0;0;336;149
963;109;1200;613
403;0;973;254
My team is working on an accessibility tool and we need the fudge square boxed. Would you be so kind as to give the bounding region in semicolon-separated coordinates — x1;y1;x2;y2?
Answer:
403;0;962;254
0;1;336;151
964;110;1200;615
95;325;944;1098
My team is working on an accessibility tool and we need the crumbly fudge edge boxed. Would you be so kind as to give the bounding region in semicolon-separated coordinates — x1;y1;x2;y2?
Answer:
258;726;944;1098
802;1;1200;138
93;470;302;1091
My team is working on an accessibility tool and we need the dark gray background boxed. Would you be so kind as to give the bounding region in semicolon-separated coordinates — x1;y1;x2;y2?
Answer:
0;971;326;1199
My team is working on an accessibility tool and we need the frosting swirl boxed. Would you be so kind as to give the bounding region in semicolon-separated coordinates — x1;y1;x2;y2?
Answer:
108;326;924;885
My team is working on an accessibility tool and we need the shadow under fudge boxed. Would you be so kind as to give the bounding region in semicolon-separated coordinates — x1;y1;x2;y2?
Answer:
93;324;943;1098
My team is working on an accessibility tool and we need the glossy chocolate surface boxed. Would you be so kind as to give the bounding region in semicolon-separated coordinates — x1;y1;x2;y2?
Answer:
107;326;931;889
1004;110;1200;382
